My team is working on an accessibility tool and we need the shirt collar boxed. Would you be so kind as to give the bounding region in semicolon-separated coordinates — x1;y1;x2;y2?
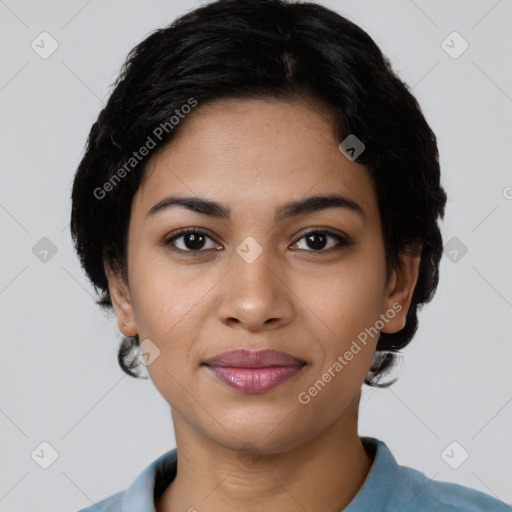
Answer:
120;436;395;511
344;436;401;510
122;448;177;512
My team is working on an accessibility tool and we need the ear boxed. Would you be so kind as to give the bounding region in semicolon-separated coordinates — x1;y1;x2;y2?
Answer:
381;241;422;334
104;262;138;337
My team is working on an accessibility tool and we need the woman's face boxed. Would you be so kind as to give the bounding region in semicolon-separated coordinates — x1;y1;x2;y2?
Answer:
106;97;419;454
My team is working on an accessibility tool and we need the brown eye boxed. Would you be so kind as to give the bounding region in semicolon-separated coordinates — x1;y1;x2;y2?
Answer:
291;230;353;252
164;229;221;252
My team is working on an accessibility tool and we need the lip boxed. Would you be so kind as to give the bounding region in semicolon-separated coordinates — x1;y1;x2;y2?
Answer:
203;349;306;394
204;348;306;368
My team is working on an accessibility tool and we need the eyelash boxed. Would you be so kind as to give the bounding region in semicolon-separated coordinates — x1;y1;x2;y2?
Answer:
163;227;353;255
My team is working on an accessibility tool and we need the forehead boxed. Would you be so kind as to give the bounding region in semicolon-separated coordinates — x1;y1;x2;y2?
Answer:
134;97;378;224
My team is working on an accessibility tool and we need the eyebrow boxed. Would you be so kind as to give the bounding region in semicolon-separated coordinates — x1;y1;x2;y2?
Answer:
147;193;365;222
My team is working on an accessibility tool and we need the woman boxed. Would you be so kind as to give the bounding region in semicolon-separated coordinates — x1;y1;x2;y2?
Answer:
70;0;509;510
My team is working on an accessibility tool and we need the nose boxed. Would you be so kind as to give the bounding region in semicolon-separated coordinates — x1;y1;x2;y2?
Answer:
217;246;294;331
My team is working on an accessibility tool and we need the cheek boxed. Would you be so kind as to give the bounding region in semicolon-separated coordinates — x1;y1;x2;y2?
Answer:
129;243;209;336
293;266;384;417
127;247;226;382
296;250;387;343
331;279;385;341
129;267;207;408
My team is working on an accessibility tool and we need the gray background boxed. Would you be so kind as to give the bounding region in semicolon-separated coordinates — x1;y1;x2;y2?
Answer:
1;0;511;510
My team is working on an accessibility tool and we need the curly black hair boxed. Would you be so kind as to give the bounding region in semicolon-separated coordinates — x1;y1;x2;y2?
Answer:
70;0;447;387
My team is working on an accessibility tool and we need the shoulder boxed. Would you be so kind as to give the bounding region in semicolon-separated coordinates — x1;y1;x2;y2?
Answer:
395;464;510;512
75;490;124;512
382;447;510;511
356;437;511;512
74;448;178;512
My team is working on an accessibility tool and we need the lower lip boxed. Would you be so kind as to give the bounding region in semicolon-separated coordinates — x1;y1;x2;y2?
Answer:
205;365;303;393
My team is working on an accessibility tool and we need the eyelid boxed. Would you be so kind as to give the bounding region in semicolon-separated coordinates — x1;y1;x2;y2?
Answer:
292;226;351;244
166;227;214;240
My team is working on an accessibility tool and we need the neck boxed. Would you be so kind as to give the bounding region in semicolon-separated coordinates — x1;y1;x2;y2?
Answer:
156;396;373;512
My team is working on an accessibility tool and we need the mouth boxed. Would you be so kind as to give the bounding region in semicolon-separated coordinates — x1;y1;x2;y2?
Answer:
202;348;307;394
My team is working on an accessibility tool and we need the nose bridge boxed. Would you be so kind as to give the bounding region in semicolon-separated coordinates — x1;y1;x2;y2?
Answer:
231;237;278;299
217;237;292;328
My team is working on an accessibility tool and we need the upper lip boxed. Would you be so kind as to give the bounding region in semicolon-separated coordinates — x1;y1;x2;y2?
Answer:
203;349;306;368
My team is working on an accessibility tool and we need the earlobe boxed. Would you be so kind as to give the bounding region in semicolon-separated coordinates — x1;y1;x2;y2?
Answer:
104;262;138;337
381;241;422;334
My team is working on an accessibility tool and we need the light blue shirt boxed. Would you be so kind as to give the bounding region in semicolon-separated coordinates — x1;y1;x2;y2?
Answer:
77;437;510;511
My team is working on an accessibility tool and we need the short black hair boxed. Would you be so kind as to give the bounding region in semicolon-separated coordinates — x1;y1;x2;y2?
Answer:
70;0;447;387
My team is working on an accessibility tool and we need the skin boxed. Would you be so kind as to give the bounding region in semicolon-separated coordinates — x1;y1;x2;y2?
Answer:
105;97;422;512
